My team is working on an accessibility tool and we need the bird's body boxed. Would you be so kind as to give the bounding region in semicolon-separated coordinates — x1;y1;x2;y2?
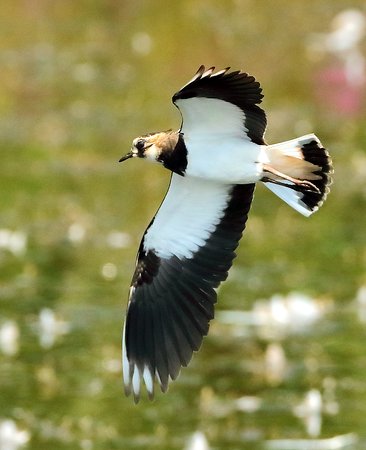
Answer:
184;135;263;183
119;66;333;402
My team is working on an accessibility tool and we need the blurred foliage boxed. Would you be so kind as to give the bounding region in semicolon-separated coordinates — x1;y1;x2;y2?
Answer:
1;0;366;449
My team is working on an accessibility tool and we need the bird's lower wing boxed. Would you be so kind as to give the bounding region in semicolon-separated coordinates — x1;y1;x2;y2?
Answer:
123;174;255;402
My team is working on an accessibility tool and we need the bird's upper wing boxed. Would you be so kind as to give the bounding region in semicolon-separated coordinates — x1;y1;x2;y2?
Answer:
123;174;255;402
172;65;267;145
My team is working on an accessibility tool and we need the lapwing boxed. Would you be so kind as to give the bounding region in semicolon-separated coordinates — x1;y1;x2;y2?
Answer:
119;66;332;402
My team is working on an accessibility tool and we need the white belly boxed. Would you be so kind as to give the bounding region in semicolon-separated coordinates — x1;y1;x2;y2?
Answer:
184;135;266;184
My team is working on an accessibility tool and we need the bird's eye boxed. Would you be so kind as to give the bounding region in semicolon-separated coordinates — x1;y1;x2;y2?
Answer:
135;139;145;151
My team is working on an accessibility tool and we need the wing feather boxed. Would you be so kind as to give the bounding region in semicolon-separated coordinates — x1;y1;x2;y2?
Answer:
122;176;255;400
173;66;267;144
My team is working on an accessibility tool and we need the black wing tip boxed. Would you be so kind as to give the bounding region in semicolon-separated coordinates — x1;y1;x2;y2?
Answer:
124;384;131;397
123;182;256;403
172;65;264;106
179;65;248;87
194;65;237;77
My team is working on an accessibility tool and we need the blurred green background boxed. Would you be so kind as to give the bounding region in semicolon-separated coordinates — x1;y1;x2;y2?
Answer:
1;1;366;449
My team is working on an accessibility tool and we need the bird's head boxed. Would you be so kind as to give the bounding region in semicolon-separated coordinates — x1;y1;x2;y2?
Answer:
119;132;170;164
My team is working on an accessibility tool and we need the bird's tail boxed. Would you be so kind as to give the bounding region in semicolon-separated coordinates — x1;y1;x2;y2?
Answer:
261;134;332;216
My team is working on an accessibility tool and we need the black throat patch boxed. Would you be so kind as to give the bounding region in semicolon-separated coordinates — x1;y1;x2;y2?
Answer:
159;133;188;176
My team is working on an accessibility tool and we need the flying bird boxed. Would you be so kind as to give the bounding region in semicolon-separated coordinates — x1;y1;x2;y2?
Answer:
119;66;332;402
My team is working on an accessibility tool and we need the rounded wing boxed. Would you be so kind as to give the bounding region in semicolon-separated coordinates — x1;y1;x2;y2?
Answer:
123;174;255;402
173;65;267;145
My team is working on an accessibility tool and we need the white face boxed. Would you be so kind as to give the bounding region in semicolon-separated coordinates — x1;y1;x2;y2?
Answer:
132;136;161;162
131;138;144;157
143;144;160;161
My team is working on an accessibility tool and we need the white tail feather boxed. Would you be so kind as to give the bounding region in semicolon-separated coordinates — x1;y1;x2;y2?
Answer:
262;133;332;216
268;133;319;153
264;182;314;217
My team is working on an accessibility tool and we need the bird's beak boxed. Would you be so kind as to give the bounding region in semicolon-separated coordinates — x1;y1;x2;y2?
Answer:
119;151;134;163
